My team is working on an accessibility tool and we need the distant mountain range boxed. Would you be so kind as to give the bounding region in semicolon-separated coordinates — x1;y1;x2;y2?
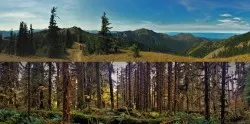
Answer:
114;28;211;53
30;27;211;54
167;32;240;40
0;29;45;38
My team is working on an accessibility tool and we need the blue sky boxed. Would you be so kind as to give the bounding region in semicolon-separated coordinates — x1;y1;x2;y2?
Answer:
1;0;250;33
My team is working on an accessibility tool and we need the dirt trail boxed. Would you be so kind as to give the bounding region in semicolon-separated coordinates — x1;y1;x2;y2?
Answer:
68;42;83;61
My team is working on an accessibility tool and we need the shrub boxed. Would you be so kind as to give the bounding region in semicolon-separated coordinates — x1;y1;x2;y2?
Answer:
130;44;140;58
0;109;44;124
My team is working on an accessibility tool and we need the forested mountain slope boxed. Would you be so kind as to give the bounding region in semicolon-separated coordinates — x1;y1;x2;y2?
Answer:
186;32;250;58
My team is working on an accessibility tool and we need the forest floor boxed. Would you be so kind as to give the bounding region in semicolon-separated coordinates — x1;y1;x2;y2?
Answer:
0;108;218;124
1;108;250;124
0;42;250;62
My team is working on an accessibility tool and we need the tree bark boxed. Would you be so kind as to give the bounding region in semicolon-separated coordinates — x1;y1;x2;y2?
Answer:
62;63;70;124
108;63;114;109
221;62;226;124
96;62;102;108
39;63;44;109
204;62;210;121
48;62;52;110
56;63;60;109
173;62;178;113
128;62;132;108
27;62;31;115
76;63;84;110
167;62;172;111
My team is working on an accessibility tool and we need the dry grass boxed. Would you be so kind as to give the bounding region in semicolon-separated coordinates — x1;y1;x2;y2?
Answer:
0;53;66;62
0;42;250;62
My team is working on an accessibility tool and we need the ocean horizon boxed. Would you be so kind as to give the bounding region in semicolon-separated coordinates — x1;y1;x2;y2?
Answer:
166;32;242;40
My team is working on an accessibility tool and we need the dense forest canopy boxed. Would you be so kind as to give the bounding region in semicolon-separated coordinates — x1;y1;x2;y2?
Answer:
0;62;250;123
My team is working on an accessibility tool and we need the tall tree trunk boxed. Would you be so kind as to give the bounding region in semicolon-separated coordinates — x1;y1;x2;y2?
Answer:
185;72;189;112
39;63;44;109
117;69;119;108
204;62;210;121
128;62;132;108
221;62;226;124
108;63;114;109
76;63;84;110
48;62;52;110
146;62;151;111
173;62;178;113
96;62;102;108
62;63;70;124
27;62;31;115
167;62;172;111
56;63;60;109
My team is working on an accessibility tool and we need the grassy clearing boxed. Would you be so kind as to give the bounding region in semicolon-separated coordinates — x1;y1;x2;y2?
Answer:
0;53;66;62
0;42;250;62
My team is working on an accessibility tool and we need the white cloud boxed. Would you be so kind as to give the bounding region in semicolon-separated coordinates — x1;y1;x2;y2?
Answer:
233;17;241;21
218;19;237;23
110;20;250;33
0;12;36;19
220;13;232;17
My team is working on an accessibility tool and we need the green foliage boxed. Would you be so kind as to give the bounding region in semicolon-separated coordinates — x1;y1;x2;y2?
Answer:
216;44;250;58
65;29;74;48
173;112;217;124
185;41;221;58
0;109;221;124
29;24;36;55
84;12;119;55
130;44;140;58
47;7;66;58
15;22;36;56
0;109;44;124
99;12;113;54
7;30;15;55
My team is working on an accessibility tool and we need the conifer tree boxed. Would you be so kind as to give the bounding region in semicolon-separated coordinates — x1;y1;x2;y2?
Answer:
0;33;2;44
29;24;35;55
65;30;73;48
23;23;29;55
99;12;113;54
16;22;29;56
8;29;14;55
48;7;65;58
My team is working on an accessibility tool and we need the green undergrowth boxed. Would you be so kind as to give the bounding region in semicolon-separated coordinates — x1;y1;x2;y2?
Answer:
0;108;219;124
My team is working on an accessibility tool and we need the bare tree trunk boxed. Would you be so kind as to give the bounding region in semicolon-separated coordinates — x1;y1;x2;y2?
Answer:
39;63;44;109
62;63;70;124
117;69;119;108
168;62;172;111
96;62;102;109
76;62;84;110
221;62;226;124
56;63;60;109
48;62;52;110
128;62;132;108
173;62;178;114
108;63;114;109
27;62;31;115
204;62;210;121
146;62;151;111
